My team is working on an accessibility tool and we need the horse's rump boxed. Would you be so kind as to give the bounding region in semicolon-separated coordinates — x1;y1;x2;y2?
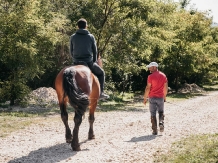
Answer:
63;66;89;113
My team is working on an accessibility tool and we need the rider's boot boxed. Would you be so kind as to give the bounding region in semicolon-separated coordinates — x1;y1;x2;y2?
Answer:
151;116;157;135
98;75;109;100
159;112;164;132
100;92;109;99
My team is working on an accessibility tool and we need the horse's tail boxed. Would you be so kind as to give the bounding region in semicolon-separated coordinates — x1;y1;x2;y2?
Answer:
63;68;89;114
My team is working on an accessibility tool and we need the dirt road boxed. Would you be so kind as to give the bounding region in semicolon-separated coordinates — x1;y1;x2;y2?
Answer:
1;91;218;163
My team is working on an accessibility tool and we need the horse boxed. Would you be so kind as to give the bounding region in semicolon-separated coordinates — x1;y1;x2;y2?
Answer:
55;64;100;151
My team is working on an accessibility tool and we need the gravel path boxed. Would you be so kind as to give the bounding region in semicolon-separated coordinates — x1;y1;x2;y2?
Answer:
1;91;218;163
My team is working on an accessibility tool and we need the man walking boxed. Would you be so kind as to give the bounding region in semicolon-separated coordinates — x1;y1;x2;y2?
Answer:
69;18;109;99
143;62;168;135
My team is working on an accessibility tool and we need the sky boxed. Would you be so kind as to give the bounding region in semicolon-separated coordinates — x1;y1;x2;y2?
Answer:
174;0;218;23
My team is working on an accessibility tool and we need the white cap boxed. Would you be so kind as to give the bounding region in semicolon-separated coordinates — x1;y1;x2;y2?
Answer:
146;62;158;68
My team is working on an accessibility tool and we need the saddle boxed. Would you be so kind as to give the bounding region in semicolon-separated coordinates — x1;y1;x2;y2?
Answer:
73;61;88;67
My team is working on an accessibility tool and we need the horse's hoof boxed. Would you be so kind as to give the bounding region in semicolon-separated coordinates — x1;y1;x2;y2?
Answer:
66;137;73;143
72;146;81;151
66;139;72;143
88;134;95;140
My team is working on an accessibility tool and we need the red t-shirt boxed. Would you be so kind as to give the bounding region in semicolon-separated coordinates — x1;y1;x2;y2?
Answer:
147;71;167;98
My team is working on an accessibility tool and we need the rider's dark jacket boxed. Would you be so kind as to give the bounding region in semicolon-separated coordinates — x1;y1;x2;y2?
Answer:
70;29;97;63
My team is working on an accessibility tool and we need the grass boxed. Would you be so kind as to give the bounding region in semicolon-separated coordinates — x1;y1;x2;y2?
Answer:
98;92;145;112
167;92;206;102
0;101;79;138
203;84;218;91
155;134;218;163
0;107;62;138
98;91;207;112
0;111;38;137
0;117;33;137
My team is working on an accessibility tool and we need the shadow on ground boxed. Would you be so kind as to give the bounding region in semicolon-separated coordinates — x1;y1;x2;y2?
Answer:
8;143;77;163
126;135;161;142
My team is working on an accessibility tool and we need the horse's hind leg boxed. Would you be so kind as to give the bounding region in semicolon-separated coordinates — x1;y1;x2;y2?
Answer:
60;103;72;143
71;110;83;151
88;113;95;139
55;70;72;143
88;74;100;140
88;99;97;139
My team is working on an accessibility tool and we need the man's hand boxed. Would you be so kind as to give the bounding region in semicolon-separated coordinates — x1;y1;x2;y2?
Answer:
143;98;148;105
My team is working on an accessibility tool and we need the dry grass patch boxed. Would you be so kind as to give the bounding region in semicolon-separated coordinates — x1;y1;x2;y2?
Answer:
0;110;60;138
155;134;218;163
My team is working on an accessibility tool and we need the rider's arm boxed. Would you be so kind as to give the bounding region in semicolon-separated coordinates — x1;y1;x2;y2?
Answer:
70;36;74;58
91;36;97;62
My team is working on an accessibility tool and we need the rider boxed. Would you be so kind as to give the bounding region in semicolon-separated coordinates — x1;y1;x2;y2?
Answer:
69;18;109;100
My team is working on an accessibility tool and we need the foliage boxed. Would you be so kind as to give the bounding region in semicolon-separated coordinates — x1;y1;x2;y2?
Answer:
155;134;218;163
0;0;218;103
161;7;218;91
0;0;69;104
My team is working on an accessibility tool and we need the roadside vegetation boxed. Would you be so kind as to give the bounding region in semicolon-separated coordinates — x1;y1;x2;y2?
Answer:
155;134;218;163
0;112;38;137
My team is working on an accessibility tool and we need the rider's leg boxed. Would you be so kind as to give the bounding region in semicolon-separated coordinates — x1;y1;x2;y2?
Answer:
87;62;109;99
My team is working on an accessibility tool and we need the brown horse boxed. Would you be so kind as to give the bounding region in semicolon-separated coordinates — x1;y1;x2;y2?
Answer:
55;64;100;151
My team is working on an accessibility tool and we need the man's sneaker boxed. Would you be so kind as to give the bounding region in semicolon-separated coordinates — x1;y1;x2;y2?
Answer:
159;123;164;132
99;93;109;100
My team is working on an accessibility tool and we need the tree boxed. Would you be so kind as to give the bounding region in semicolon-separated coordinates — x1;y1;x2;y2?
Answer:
162;8;218;90
179;0;191;9
0;0;68;105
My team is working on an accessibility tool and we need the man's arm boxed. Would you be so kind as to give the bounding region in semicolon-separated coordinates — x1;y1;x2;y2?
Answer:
143;83;151;105
163;82;168;101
